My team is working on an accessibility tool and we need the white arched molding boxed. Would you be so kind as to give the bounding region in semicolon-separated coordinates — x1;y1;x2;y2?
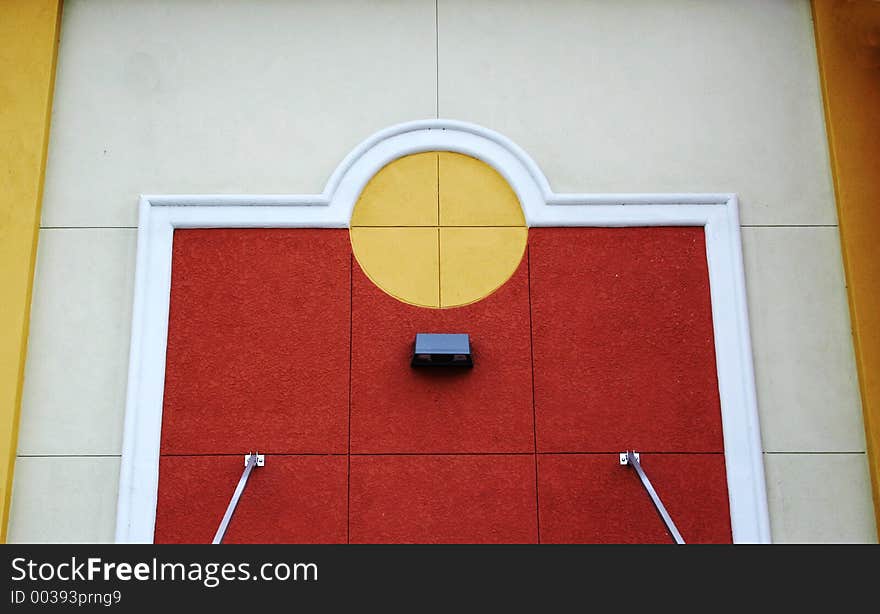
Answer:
116;119;771;544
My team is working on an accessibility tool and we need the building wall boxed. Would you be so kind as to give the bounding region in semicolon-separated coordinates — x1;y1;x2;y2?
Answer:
7;0;876;543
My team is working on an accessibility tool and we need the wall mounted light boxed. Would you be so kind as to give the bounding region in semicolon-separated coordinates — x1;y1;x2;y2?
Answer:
411;333;472;368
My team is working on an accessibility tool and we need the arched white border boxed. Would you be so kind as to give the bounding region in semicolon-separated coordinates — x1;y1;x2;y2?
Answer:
115;119;771;544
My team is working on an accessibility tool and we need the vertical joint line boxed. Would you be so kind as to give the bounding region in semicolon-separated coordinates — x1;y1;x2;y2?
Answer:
347;253;353;544
527;245;541;543
436;154;442;307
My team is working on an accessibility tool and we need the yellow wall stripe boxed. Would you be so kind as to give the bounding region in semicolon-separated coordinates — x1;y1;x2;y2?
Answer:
0;0;63;542
812;0;880;536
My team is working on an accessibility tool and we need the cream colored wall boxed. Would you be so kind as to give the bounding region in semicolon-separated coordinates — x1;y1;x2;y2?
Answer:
9;0;875;543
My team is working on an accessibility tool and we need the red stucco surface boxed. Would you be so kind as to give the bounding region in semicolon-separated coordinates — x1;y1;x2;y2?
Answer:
350;455;538;543
160;229;351;454
155;455;347;544
351;256;533;453
155;227;731;543
530;227;723;453
538;454;732;543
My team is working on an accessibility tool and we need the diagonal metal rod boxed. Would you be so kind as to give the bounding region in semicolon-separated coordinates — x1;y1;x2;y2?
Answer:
212;453;260;544
625;451;685;544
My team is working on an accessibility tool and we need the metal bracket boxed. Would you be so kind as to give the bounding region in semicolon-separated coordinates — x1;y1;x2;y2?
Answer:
619;451;639;465
212;451;264;544
620;450;685;544
245;453;265;467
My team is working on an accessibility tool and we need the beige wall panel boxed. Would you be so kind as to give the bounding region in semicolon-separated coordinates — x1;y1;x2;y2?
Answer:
16;229;136;456
764;453;877;543
743;227;864;453
41;0;437;228
7;456;120;543
438;0;835;226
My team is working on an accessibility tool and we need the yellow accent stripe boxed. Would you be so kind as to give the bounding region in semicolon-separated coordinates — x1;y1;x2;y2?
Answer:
0;0;63;542
812;0;880;536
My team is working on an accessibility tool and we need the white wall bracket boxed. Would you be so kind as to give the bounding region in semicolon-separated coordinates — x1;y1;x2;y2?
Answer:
619;452;640;465
245;453;265;467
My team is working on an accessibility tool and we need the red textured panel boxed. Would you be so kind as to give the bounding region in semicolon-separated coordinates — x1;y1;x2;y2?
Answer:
154;455;347;544
530;228;723;452
538;454;732;544
350;256;533;453
161;229;350;454
350;455;538;543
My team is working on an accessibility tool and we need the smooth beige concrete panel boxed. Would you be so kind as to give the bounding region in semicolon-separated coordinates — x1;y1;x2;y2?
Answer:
7;456;120;543
42;0;437;227
438;0;836;226
16;230;136;455
764;453;877;543
742;227;864;453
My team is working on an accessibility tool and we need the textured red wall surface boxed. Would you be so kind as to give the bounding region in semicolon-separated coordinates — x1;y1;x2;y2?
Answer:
350;455;538;543
350;258;533;453
529;227;723;453
155;227;731;543
538;454;731;543
160;229;351;454
155;455;348;544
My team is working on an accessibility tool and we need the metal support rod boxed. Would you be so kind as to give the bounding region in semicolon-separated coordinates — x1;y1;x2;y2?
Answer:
620;450;685;544
212;452;264;544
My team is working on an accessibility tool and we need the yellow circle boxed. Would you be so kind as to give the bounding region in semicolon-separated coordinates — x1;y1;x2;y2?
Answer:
350;152;527;308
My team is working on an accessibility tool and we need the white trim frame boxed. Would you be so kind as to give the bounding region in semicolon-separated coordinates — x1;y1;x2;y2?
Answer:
115;119;771;544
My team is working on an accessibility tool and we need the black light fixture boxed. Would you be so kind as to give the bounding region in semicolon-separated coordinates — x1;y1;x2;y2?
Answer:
411;333;473;368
